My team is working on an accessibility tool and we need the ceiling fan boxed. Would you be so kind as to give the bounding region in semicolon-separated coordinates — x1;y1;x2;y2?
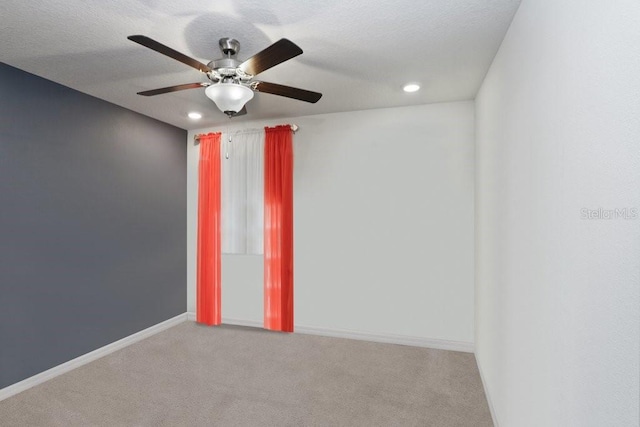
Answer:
128;35;322;117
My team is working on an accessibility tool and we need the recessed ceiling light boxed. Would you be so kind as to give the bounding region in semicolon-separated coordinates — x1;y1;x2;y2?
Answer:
403;83;420;93
188;112;202;120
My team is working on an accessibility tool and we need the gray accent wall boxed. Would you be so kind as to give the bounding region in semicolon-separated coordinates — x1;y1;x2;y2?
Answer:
0;63;187;389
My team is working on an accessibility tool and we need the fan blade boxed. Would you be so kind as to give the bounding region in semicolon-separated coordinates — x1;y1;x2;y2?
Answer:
128;35;212;73
239;39;302;76
253;81;322;103
137;82;209;96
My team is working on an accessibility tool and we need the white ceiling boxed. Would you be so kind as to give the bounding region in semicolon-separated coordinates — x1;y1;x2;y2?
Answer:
1;0;521;130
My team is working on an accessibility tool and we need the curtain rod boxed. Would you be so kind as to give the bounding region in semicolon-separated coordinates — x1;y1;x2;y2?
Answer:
194;124;298;141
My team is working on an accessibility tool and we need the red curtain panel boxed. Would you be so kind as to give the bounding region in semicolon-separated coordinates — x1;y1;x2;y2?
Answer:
264;126;294;332
197;133;222;325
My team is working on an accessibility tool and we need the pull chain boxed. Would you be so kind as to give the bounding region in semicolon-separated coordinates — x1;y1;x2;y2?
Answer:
225;121;231;159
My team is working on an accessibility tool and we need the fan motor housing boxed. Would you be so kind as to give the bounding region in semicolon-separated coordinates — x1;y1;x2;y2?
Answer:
207;57;241;71
207;58;245;82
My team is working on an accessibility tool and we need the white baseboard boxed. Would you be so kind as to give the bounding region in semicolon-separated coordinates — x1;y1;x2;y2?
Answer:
186;312;261;328
186;312;474;353
294;324;474;353
476;353;499;427
0;313;187;402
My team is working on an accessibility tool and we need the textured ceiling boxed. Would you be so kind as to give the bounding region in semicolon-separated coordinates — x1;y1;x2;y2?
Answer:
1;0;521;130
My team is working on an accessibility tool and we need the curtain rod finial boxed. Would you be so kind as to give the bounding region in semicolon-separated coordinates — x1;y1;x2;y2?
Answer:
290;124;299;133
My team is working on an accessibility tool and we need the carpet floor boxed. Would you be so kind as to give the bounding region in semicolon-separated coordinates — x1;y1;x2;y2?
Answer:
0;322;493;426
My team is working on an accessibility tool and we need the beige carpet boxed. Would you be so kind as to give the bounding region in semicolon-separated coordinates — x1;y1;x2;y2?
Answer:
0;322;492;426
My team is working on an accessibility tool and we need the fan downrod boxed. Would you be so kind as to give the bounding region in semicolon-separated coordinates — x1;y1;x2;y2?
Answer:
219;38;240;57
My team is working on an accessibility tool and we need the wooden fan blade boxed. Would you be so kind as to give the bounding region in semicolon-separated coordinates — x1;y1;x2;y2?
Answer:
253;81;322;103
239;39;302;76
137;82;209;96
128;35;212;73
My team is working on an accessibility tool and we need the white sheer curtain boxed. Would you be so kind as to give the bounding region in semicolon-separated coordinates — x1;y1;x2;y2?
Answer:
221;129;264;254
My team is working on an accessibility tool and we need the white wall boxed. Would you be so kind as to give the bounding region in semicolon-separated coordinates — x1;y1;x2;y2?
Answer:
475;1;640;426
187;101;476;345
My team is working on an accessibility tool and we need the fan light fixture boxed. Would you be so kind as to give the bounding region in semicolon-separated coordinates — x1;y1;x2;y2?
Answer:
205;83;254;114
